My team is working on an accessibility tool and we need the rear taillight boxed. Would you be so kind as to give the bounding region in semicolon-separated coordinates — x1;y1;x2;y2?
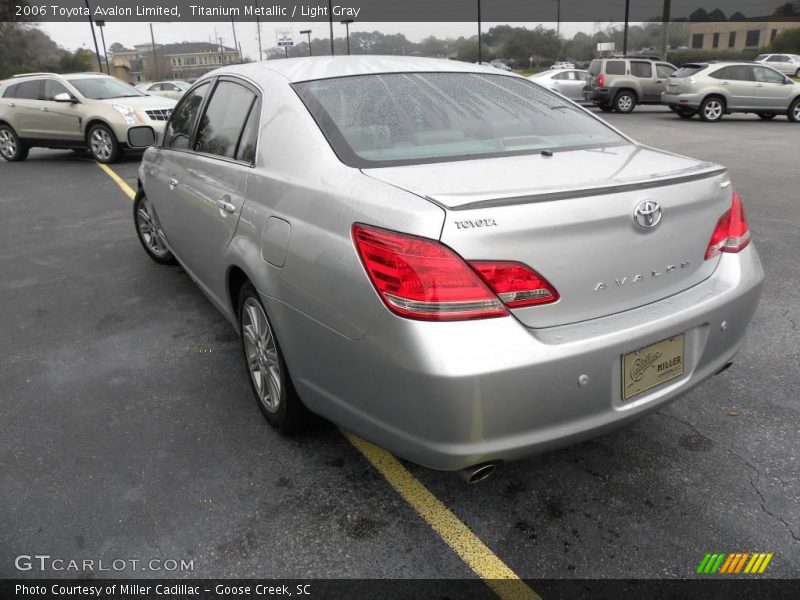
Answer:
352;224;559;321
598;74;606;88
352;224;507;321
469;262;559;308
705;190;751;260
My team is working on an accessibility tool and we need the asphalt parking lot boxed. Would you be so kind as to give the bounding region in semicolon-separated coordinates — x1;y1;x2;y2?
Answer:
1;106;798;587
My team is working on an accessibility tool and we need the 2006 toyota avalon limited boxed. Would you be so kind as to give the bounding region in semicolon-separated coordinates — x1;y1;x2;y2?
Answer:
133;57;763;478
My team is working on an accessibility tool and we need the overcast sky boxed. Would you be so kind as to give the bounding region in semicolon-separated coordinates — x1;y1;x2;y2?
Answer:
39;21;607;59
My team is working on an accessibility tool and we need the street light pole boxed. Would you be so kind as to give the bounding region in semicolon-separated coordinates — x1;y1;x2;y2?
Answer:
555;0;561;61
83;0;103;72
477;0;482;64
341;20;353;55
623;0;631;55
300;29;312;56
328;0;334;55
95;19;110;74
149;22;159;80
230;17;239;63
660;0;672;60
254;0;263;61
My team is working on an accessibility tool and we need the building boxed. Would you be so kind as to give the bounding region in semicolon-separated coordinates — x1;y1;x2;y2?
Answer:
110;41;241;83
687;19;800;52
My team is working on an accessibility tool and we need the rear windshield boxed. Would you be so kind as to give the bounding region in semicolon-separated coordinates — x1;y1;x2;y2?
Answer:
673;65;706;78
294;72;627;168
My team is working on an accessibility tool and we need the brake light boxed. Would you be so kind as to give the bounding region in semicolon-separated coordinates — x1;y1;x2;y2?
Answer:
705;190;751;260
352;224;507;321
469;262;559;308
598;74;606;88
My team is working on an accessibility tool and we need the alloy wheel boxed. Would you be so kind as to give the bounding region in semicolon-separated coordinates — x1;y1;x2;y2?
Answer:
242;298;282;413
793;102;800;121
703;100;723;121
616;94;634;112
90;128;114;161
135;196;169;257
0;128;16;159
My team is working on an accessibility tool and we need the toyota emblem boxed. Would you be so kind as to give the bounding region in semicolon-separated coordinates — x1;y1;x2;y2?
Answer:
633;200;662;229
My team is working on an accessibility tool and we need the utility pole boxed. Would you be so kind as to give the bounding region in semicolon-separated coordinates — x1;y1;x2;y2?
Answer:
95;20;110;74
230;17;239;63
255;0;263;61
218;36;225;66
660;0;672;60
477;0;482;64
623;0;631;55
341;20;353;55
300;29;312;56
555;0;561;60
149;23;159;80
328;0;334;55
83;0;103;72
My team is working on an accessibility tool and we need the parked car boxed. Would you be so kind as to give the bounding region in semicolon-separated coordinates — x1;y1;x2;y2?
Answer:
584;56;677;112
550;61;576;70
755;53;800;77
489;60;513;72
139;80;192;101
529;68;589;102
662;62;800;122
133;57;763;478
0;72;175;163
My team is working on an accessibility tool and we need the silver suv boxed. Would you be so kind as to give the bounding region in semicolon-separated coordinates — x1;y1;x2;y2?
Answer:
662;62;800;122
584;56;677;113
0;72;176;163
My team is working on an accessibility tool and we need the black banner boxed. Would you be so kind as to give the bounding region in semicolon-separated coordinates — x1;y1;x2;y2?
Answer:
3;579;800;600
3;0;800;23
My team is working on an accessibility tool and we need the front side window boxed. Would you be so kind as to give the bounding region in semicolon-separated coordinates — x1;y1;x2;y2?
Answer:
163;82;209;150
630;62;653;78
754;66;785;84
194;81;257;159
67;77;144;100
294;72;627;168
656;64;676;79
43;80;69;100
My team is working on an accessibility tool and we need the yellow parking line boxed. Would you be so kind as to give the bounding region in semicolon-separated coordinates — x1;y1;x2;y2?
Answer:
344;432;540;600
95;161;135;201
95;160;537;599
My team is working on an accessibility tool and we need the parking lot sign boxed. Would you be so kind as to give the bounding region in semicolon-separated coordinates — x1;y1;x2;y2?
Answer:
276;28;294;47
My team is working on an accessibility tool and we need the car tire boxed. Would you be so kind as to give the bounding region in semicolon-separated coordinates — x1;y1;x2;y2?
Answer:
87;123;121;163
598;103;614;112
699;96;725;122
677;109;696;119
239;282;311;433
795;68;800;78
613;91;636;113
0;124;29;162
788;97;800;123
757;113;777;120
133;189;176;265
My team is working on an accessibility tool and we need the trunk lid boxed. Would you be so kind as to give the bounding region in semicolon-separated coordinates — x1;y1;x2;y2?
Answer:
363;145;731;328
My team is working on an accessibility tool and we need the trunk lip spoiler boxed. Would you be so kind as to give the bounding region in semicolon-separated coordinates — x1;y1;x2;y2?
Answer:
426;166;729;212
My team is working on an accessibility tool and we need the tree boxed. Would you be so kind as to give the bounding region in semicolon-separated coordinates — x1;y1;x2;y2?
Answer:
689;8;709;21
770;27;800;52
773;3;797;17
708;8;727;21
729;11;746;20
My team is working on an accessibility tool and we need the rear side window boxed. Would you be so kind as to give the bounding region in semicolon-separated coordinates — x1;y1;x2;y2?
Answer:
710;65;754;81
236;99;260;163
194;81;257;159
163;82;209;150
294;72;627;168
630;62;652;78
588;60;602;76
673;65;705;78
605;61;626;75
15;80;43;100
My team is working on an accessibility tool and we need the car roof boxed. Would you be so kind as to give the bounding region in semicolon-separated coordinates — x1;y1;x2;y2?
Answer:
206;55;514;85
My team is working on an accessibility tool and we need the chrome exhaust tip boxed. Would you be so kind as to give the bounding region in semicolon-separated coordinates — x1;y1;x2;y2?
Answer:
459;462;497;484
715;361;734;375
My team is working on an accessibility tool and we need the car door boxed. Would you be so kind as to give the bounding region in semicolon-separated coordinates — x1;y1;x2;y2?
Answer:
7;79;44;138
38;79;83;141
713;65;757;109
765;55;791;75
151;77;260;304
558;71;588;101
629;61;656;100
753;66;794;110
655;63;676;98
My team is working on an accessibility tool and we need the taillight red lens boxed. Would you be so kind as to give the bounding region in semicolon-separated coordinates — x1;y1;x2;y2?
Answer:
598;74;606;88
352;224;507;321
705;190;751;260
469;262;559;308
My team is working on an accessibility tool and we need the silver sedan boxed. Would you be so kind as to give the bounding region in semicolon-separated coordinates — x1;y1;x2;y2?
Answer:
529;68;590;102
133;57;763;478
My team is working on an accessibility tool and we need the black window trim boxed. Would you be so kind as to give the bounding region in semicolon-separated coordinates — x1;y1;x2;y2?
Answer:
161;74;261;168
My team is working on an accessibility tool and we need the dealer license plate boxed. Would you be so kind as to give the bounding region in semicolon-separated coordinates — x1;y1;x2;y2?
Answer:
622;334;685;400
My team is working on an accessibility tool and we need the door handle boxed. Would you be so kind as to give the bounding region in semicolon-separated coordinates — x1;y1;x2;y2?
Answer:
169;177;178;190
40;107;49;112
721;81;729;85
755;84;765;87
215;197;236;214
7;102;15;107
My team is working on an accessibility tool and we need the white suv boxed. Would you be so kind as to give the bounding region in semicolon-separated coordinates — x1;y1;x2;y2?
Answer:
0;72;176;163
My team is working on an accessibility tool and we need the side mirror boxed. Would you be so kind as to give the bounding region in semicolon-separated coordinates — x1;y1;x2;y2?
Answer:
54;92;77;103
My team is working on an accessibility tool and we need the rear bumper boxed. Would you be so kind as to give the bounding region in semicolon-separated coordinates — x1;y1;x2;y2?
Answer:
273;246;764;471
662;92;705;109
584;87;612;103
